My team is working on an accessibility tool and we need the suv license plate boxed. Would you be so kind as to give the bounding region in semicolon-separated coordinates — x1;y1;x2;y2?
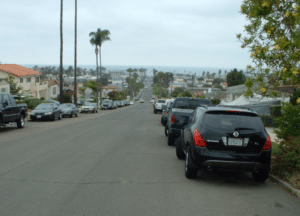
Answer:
37;115;41;118
228;138;243;146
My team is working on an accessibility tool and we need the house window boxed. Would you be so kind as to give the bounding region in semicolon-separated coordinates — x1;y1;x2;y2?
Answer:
27;77;31;83
1;88;6;93
20;78;23;83
53;87;56;95
35;77;40;83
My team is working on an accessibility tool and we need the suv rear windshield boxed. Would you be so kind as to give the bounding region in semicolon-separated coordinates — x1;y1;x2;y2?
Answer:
157;100;165;103
203;112;265;131
173;99;211;109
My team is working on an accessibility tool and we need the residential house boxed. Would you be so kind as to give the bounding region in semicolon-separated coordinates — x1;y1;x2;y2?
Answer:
0;78;10;93
46;79;60;100
102;86;118;97
0;64;48;98
224;84;247;102
221;82;228;89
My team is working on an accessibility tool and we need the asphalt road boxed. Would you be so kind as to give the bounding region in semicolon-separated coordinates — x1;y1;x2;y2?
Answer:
0;89;299;216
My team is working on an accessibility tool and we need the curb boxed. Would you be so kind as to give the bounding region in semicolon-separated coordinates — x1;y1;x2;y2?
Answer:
269;174;300;199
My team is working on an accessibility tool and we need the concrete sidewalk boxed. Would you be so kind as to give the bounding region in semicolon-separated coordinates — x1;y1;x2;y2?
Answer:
265;127;280;143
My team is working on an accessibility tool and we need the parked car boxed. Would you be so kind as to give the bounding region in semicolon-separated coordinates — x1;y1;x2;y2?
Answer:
0;93;28;128
120;101;125;107
30;103;62;121
130;101;135;105
81;102;98;113
165;97;212;145
59;103;78;117
102;100;114;110
114;100;122;108
161;102;173;126
140;99;144;103
77;101;85;106
175;105;271;182
43;99;60;106
154;99;166;114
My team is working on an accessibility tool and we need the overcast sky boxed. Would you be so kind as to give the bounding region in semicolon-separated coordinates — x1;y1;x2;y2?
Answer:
0;0;252;69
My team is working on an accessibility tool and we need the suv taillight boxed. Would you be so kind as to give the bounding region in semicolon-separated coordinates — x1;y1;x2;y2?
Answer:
193;129;207;147
262;135;271;150
166;111;168;115
171;115;175;124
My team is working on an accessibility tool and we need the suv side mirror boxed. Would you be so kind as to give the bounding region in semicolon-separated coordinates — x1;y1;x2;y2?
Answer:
3;101;8;107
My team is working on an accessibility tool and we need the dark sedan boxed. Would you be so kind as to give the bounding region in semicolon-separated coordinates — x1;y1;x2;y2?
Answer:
59;103;79;117
30;103;62;121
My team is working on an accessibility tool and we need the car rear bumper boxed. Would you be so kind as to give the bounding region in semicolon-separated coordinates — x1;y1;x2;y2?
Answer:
190;147;271;172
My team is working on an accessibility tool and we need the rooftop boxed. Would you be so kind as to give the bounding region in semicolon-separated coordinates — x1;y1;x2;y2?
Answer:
0;64;41;77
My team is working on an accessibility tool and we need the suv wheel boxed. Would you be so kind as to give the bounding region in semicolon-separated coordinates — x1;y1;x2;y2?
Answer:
185;147;197;179
175;135;185;160
70;112;73;118
154;108;157;114
58;113;62;120
17;114;25;128
167;133;175;146
164;126;169;137
252;169;269;182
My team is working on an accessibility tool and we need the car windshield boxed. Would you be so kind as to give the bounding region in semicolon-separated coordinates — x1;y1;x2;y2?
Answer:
203;112;265;131
84;103;93;106
157;100;165;103
59;104;71;108
174;100;211;109
36;104;53;110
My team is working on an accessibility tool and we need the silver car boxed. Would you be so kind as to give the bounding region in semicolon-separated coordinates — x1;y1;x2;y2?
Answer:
81;102;98;113
59;103;79;117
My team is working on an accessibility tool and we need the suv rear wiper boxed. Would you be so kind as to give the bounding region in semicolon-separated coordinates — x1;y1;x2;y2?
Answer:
234;127;255;131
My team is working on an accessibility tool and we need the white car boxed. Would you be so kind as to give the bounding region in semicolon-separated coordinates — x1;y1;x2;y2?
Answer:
130;101;135;105
154;99;166;114
140;99;144;103
81;102;98;113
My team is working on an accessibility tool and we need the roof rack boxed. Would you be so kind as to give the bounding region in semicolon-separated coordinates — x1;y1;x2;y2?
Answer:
216;104;254;112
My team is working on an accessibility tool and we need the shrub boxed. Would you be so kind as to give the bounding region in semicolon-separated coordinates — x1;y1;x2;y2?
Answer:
274;102;300;141
272;136;300;175
260;115;278;127
40;97;45;100
57;94;72;103
210;98;221;105
23;98;43;109
270;105;281;117
290;88;300;106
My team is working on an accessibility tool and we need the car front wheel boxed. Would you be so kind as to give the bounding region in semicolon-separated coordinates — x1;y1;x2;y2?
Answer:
17;114;25;128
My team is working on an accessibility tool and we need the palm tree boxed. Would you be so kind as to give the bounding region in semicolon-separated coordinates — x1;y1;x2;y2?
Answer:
156;72;167;98
127;68;134;99
89;28;111;107
59;0;64;103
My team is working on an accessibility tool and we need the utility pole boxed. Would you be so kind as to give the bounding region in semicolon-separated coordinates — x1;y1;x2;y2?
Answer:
59;0;64;104
74;0;77;105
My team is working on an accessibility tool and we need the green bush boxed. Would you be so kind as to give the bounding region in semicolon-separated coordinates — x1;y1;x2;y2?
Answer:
274;102;300;141
270;105;281;117
260;115;278;127
23;98;43;109
290;88;300;106
210;98;221;105
272;136;300;174
57;94;72;103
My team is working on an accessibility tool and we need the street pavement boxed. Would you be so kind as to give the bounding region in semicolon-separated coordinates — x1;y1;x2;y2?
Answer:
0;89;299;216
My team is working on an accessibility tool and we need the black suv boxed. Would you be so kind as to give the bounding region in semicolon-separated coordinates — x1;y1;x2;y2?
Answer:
175;105;271;182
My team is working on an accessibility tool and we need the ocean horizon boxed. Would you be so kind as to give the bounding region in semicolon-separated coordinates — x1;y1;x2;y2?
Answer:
20;64;246;76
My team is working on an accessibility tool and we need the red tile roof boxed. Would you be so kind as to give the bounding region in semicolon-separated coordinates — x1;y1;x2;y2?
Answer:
0;64;41;77
102;86;118;89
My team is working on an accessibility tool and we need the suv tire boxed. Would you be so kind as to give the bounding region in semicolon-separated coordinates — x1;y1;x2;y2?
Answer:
168;133;175;146
164;126;169;137
185;147;197;179
154;108;157;114
175;135;185;160
17;114;25;128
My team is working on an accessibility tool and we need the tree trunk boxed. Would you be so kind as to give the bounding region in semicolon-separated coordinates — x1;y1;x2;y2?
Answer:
74;0;77;105
60;0;64;103
99;46;102;106
96;48;99;108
